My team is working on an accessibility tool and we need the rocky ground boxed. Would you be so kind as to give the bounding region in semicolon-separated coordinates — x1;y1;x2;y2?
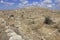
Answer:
0;6;60;40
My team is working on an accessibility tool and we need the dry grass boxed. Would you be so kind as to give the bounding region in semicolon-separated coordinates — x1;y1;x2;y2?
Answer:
0;6;60;40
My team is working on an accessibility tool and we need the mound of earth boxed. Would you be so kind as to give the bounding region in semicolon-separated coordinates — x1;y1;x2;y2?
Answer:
0;6;60;40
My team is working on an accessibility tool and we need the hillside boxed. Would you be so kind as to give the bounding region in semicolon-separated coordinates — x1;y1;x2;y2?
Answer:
0;7;60;40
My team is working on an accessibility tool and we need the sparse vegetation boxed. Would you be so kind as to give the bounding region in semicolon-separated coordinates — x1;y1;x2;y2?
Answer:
44;16;53;25
0;6;60;40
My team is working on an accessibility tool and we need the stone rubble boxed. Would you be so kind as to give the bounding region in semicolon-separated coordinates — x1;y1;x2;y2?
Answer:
5;28;23;40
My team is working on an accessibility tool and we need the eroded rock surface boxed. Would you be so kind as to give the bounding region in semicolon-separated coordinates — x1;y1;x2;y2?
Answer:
0;7;60;40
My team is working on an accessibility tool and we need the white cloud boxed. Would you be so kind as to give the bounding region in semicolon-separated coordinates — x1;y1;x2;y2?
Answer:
47;4;52;7
22;1;28;4
16;3;24;8
41;0;52;5
0;0;14;6
0;0;4;3
19;0;28;4
12;0;18;2
0;0;59;10
40;0;54;8
19;0;27;2
19;0;27;3
4;2;14;6
32;2;39;6
1;2;14;6
43;0;52;3
25;2;41;7
54;0;60;3
13;0;60;9
16;0;29;8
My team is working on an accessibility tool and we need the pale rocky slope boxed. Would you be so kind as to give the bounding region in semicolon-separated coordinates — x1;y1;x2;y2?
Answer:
0;7;60;40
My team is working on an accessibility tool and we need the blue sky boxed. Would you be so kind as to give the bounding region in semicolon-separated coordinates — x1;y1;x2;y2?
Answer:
0;0;60;10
